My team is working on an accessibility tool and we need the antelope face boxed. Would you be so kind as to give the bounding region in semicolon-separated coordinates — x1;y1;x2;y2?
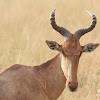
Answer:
46;10;99;92
61;34;82;92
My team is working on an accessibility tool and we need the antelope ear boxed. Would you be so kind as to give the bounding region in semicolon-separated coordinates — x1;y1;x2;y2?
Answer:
46;40;61;52
82;43;99;52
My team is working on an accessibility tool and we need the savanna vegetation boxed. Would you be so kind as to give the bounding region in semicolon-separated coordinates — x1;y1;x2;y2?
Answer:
0;0;100;100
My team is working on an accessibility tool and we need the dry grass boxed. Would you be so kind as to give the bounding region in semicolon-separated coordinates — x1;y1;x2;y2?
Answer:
0;0;100;100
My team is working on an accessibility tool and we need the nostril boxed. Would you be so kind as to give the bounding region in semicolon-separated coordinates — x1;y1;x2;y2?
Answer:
68;82;78;92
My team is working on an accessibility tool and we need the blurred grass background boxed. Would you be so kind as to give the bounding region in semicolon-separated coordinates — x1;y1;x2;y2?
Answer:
0;0;100;100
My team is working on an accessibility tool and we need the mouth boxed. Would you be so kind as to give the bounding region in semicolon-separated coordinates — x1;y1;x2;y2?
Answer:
68;82;78;92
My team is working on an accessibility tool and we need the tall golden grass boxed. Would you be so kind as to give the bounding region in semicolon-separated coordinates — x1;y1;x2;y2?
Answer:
0;0;100;100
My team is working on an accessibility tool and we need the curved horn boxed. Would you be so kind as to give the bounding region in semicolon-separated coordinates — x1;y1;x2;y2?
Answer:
50;9;71;39
74;10;97;40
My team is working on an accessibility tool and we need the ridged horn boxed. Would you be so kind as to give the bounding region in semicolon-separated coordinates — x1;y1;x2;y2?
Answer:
74;10;97;40
50;9;71;39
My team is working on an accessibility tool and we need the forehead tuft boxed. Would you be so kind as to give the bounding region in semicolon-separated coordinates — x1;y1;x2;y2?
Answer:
63;35;79;46
62;34;82;53
67;34;78;41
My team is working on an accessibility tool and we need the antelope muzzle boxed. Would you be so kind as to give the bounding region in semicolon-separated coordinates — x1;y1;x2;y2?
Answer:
68;82;78;92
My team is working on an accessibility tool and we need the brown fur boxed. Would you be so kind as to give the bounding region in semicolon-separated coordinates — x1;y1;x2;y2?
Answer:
0;54;66;100
61;35;82;88
0;34;98;100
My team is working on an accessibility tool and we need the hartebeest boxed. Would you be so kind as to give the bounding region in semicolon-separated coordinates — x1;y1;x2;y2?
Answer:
0;10;99;100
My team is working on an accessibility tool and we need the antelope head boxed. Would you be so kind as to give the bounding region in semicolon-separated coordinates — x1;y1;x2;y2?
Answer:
46;10;99;92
